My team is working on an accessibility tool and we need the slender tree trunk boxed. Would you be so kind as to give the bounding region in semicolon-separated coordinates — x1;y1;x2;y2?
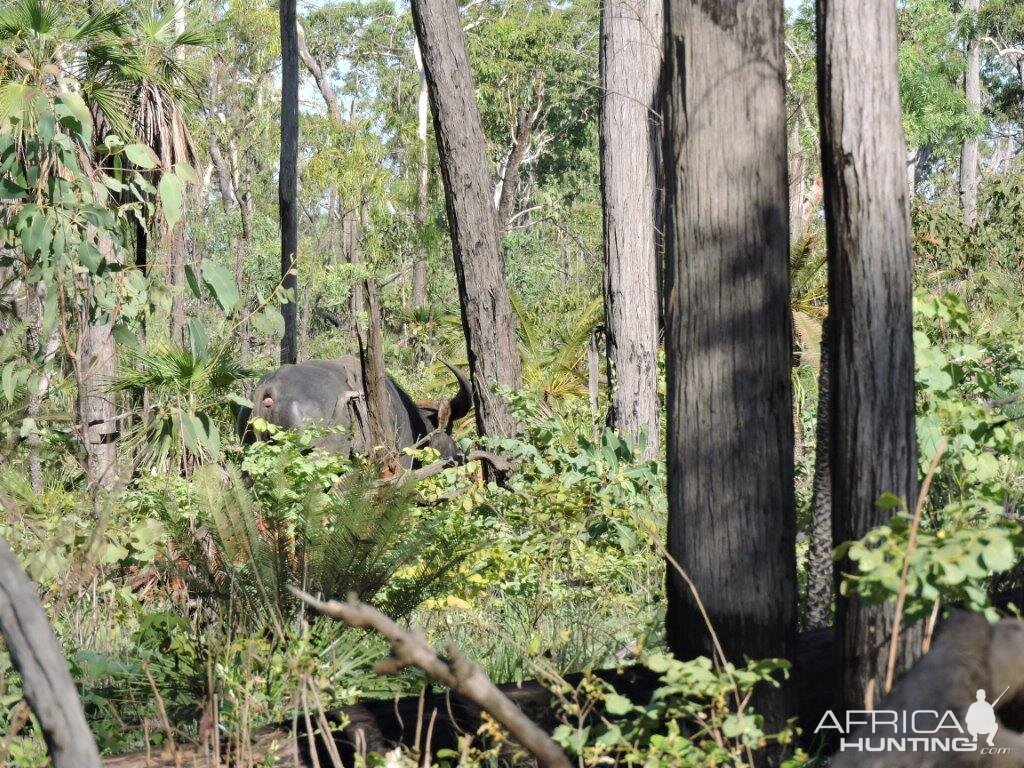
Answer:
959;0;982;226
806;316;833;632
496;88;542;237
663;0;796;737
359;278;397;461
789;120;808;243
410;0;524;439
296;21;342;122
817;0;921;712
20;282;58;494
77;294;119;492
169;226;187;346
600;0;661;460
279;0;300;365
412;39;430;311
588;330;601;441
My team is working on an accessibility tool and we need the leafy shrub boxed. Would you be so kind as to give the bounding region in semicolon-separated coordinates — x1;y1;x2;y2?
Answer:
547;654;806;767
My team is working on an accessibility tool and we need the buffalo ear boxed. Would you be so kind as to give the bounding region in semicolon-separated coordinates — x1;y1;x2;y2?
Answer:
418;404;441;430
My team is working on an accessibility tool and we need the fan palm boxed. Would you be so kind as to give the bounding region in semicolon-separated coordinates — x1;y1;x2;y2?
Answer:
111;344;249;474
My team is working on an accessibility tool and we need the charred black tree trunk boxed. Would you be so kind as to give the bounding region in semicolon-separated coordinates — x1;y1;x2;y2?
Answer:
410;0;524;439
662;0;797;737
278;0;300;365
817;0;921;712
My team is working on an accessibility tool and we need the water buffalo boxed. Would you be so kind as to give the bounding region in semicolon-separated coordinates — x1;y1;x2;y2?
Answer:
237;356;472;465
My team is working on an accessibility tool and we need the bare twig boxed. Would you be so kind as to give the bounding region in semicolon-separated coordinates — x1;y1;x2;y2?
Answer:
884;438;948;694
289;588;573;768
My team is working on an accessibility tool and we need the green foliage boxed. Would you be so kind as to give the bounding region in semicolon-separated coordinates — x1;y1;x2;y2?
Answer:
112;344;249;472
838;290;1024;623
838;513;1022;621
168;453;473;625
548;654;805;767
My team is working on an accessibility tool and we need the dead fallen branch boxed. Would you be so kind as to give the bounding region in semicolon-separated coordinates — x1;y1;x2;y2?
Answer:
0;536;102;768
289;587;573;768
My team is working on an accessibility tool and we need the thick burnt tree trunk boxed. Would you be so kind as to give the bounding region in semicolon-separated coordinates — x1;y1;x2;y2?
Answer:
817;0;921;712
278;0;299;365
410;0;523;439
600;0;661;459
662;0;796;737
959;0;982;226
0;536;102;767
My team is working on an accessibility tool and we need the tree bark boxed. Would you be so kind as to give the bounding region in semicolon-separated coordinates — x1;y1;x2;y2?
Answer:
296;21;342;123
359;278;397;460
496;87;542;237
412;39;430;311
817;0;921;712
279;0;300;365
663;0;796;736
600;0;662;460
410;0;524;440
806;316;833;632
959;0;982;226
77;232;120;493
0;536;102;768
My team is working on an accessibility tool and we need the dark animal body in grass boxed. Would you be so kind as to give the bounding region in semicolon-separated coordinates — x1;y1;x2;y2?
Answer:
236;355;471;466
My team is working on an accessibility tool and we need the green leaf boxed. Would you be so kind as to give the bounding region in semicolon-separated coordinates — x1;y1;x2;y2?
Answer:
202;262;240;313
56;91;92;130
124;143;159;169
252;307;285;338
188;317;208;358
174;161;198;185
158;173;183;228
185;263;202;298
982;537;1015;572
180;412;202;453
876;492;904;510
111;322;139;350
604;693;633;715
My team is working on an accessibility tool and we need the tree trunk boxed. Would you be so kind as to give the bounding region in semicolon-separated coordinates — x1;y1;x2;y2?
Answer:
412;39;430;311
496;88;542;237
77;232;119;493
599;0;662;460
410;0;524;440
662;0;796;736
817;0;921;712
168;226;187;346
297;21;342;123
77;303;118;492
789;120;808;243
0;536;102;768
959;0;982;226
359;278;397;461
806;316;833;632
279;0;300;365
588;330;601;441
